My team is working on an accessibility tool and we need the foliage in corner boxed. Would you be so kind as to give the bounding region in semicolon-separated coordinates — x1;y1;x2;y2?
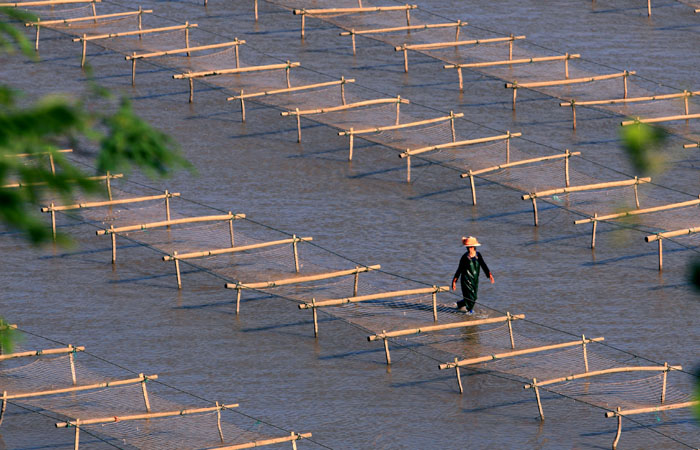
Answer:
0;317;21;353
620;122;667;175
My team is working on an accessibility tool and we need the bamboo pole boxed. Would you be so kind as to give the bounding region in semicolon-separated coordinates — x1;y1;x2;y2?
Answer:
661;362;668;403
173;62;296;80
3;173;122;189
0;392;5;427
294;5;416;14
127;40;244;60
164;237;313;261
682;141;700;149
96;213;245;235
42;192;180;213
439;337;605;370
300;285;450;309
25;9;150;27
575;196;700;225
581;333;590;372
227;78;354;101
281;97;409;116
69;351;77;385
645;225;700;242
522;177;650;200
56;403;239;427
401;132;521;158
0;345;84;361
74;418;80;450
524;365;681;390
1;0;100;6
621;113;700;126
368;314;525;340
382;332;391;364
139;372;151;413
3;374;158;400
207;432;312;450
605;400;699;418
446;53;579;69
340;21;467;36
531;378;545;420
292;234;300;272
560;90;700;108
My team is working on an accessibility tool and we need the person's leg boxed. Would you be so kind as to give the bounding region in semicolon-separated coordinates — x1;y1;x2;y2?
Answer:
465;297;476;312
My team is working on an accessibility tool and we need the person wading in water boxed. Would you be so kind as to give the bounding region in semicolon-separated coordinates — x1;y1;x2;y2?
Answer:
451;236;495;315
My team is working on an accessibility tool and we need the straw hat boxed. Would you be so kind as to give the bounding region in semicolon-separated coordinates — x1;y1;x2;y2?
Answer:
461;236;481;247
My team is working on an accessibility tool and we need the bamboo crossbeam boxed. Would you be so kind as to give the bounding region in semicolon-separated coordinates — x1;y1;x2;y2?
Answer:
3;374;157;400
300;286;449;309
25;10;150;27
507;71;634;90
621;113;700;126
42;192;179;212
401;132;521;158
1;0;99;6
369;314;524;340
164;237;313;261
559;90;700;107
605;401;699;418
294;5;415;15
446;54;579;69
227;265;381;290
126;40;244;60
72;23;195;42
173;61;299;79
683;142;700;149
227;78;354;101
439;337;605;369
0;345;83;361
96;213;244;235
56;403;239;427
397;35;525;52
645;225;700;242
339;113;463;136
2;173;122;189
12;149;72;158
207;432;312;450
522;177;650;200
524;365;682;389
575;196;700;224
462;151;579;177
281;97;409;116
340;21;466;36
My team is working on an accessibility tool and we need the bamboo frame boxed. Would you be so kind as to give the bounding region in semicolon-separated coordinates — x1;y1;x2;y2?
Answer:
281;97;409;143
1;374;157;401
1;0;99;6
446;54;580;91
506;71;635;111
368;314;524;365
621;112;700;126
339;112;463;161
56;403;238;427
207;432;312;450
0;345;83;361
605;401;699;449
522;177;651;226
645;225;700;270
397;35;525;73
400;132;522;183
227;78;355;123
439;337;604;393
575;196;700;249
683;141;700;149
462;150;579;205
560;90;700;129
96;212;244;264
42;191;178;240
3;173;121;190
10;148;72;176
163;236;313;289
225;265;381;315
293;4;417;38
73;23;196;67
173;61;299;103
340;21;468;55
299;286;449;337
126;40;244;85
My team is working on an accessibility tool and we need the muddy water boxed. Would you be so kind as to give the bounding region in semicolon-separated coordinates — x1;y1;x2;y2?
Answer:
1;0;700;448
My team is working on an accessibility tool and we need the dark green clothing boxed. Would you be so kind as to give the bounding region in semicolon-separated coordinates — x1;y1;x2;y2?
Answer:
453;251;491;311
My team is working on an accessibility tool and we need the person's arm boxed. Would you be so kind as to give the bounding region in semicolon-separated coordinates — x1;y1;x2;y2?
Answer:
452;255;463;290
478;252;495;283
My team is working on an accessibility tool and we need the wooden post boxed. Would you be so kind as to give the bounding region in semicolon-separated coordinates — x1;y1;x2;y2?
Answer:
506;131;511;163
564;53;569;79
236;288;241;314
300;14;305;39
348;128;354;161
623;71;628;99
295;108;301;143
432;290;437;321
351;29;356;55
138;6;142;31
395;96;401;125
457;67;463;91
455;20;461;41
240;89;246;122
228;213;235;247
506;311;515;349
612;407;622;449
0;391;7;426
661;362;668;403
185;22;190;56
582;334;589;372
174;252;182;289
285;60;291;88
402;44;408;73
508;35;513;60
254;0;258;21
235;44;240;68
216;402;224;443
571;101;577;130
647;0;651;16
468;172;476;205
658;238;663;271
50;203;56;240
311;299;318;337
405;6;411;27
591;214;598;249
512;85;518;111
189;78;194;103
684;91;689;118
35;19;40;51
131;56;136;85
140;373;151;412
455;358;463;393
532;378;544;420
69;349;77;385
531;197;538;226
341;77;347;105
91;1;96;21
80;35;87;68
633;178;640;208
105;171;113;201
74;418;80;450
292;235;300;273
382;333;391;364
164;190;171;222
353;271;359;296
450;111;456;142
565;149;571;187
406;155;411;183
110;226;116;264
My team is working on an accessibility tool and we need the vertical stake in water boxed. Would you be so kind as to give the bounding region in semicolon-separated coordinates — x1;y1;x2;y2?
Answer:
174;252;182;289
74;418;80;450
468;172;476;206
110;225;116;264
80;35;87;67
612;407;622;449
235;41;240;68
185;22;190;56
239;90;246;122
582;334;589;372
531;197;538;226
91;1;97;23
506;311;515;349
405;6;411;27
295;108;301;143
406;155;411;183
50;203;56;240
69;346;77;385
348;128;354;161
285;60;291;88
236;288;242;315
311;299;318;337
138;6;142;32
512;84;518;111
532;378;544;420
432;289;438;321
254;0;258;21
164;190;171;223
383;333;391;365
508;34;513;60
454;358;463;393
450;110;456;142
565;149;571;186
402;45;408;73
591;214;598;249
570;101;577;130
131;54;137;85
105;171;113;201
0;391;7;426
623;71;629;99
506;130;511;163
658;238;663;271
395;96;401;125
35;18;40;51
300;13;305;39
140;373;151;412
188;77;194;103
351;29;356;55
353;270;359;296
228;213;235;247
292;234;300;272
340;77;347;105
661;362;668;403
216;402;225;442
633;177;640;209
291;432;299;450
457;67;463;91
455;20;461;41
564;53;570;79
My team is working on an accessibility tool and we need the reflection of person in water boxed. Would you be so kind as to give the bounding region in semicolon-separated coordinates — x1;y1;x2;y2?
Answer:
451;236;495;315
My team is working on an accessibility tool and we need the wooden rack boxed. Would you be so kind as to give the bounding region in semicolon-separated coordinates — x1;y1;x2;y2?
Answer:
164;236;313;289
225;265;381;314
11;148;71;174
621;112;700;127
299;286;450;337
340;21;468;55
293;4;417;38
73;23;197;67
522;177;651;226
368;313;524;365
173;61;299;103
281;96;409;143
396;35;525;73
560;90;700;129
575;196;700;249
339;111;463;161
445;53;579;91
439;336;604;393
3;173;122;201
506;71;635;111
42;190;179;240
126;39;244;85
645;225;700;270
524;363;682;420
400;131;521;183
462;150;579;205
227;77;355;122
207;432;313;450
96;212;245;264
1;0;100;6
